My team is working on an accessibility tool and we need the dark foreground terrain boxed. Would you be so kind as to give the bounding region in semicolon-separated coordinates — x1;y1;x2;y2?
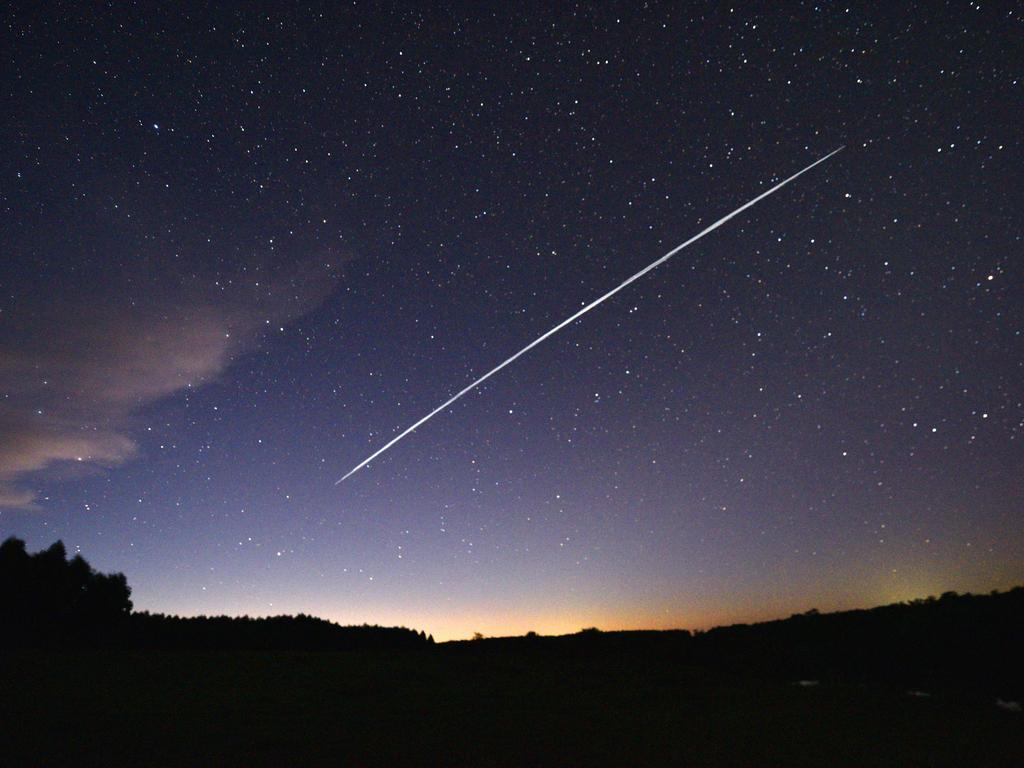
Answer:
2;540;1021;765
2;644;1021;767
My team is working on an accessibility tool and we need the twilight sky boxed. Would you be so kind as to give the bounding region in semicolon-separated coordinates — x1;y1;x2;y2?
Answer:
1;3;1021;640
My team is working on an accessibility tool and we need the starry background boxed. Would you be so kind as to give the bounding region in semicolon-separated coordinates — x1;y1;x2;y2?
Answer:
1;2;1021;640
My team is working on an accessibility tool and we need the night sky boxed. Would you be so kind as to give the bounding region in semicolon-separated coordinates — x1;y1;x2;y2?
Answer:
2;3;1021;641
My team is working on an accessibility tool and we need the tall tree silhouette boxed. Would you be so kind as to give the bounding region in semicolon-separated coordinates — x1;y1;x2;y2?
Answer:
1;537;431;650
0;537;132;646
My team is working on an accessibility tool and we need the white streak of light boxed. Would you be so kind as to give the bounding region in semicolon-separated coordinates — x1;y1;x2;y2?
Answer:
336;147;843;483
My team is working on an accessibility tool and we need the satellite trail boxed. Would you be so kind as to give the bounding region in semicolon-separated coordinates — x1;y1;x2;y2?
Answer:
336;147;844;484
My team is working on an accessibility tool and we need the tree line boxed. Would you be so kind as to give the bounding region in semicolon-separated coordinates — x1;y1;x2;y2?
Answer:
0;537;432;650
453;588;1024;698
5;534;1021;698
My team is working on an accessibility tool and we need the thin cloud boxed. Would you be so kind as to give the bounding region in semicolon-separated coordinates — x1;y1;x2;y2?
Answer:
0;258;338;509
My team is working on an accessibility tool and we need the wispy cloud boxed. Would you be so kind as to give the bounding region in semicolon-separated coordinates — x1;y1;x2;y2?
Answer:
0;259;338;509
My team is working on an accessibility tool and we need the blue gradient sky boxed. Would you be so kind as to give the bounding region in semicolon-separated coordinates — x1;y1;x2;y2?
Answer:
2;2;1021;639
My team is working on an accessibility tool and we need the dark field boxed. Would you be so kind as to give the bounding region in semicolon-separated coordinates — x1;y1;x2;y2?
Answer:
2;645;1021;767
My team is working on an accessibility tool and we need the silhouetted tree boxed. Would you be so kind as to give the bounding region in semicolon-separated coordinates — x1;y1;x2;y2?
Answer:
0;536;132;646
1;537;433;651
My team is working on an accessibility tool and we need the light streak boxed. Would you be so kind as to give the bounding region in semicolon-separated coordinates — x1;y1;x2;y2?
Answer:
337;147;843;483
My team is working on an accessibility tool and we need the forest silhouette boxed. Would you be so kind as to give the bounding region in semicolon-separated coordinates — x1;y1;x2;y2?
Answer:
3;535;1021;695
1;536;132;645
2;536;1022;766
0;537;429;650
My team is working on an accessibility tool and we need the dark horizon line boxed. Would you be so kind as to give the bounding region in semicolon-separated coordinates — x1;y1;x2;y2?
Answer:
136;583;1024;642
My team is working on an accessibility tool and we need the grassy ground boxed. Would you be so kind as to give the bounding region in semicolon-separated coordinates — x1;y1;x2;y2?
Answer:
1;647;1020;766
